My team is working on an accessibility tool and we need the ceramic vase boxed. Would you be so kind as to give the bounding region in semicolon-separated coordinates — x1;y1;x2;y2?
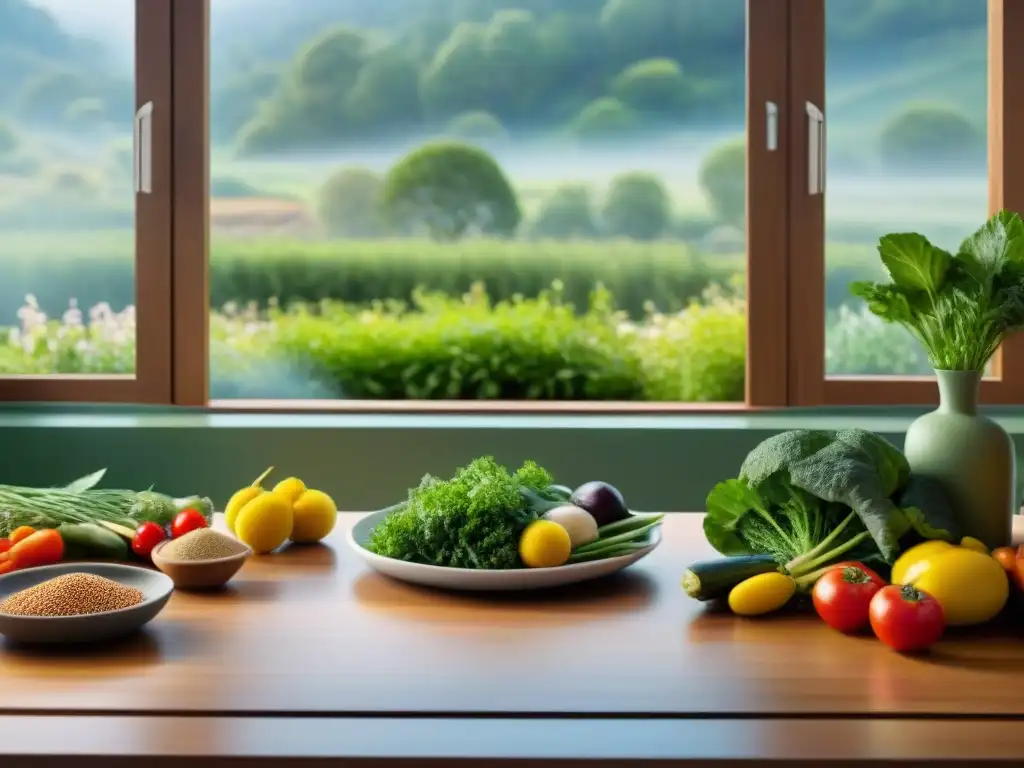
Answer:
902;369;1015;549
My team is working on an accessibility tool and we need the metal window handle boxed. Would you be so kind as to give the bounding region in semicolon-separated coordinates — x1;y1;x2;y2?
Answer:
806;101;825;195
765;101;778;151
134;101;153;194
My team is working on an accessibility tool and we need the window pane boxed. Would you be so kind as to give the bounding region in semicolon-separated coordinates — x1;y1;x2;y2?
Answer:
824;0;988;377
209;0;747;403
0;0;136;375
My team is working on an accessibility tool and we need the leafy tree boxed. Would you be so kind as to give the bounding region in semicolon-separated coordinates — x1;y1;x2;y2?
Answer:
447;110;506;139
419;22;492;120
211;66;281;143
879;102;982;172
318;167;386;236
570;97;639;140
611;58;692;117
346;51;422;133
536;13;611;116
381;141;521;240
600;0;678;66
236;25;369;152
697;137;745;226
603;171;670;240
481;9;542;121
531;184;599;239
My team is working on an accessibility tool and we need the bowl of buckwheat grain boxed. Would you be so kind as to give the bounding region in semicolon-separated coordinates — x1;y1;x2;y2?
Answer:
0;562;174;645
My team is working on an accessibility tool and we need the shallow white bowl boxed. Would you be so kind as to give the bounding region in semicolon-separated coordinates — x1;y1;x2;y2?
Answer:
347;508;661;591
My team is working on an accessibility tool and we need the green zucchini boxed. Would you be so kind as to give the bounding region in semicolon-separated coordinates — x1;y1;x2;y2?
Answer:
681;555;782;601
58;522;130;562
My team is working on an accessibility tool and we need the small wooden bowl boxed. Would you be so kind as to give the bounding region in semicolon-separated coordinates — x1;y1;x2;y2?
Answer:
151;538;252;590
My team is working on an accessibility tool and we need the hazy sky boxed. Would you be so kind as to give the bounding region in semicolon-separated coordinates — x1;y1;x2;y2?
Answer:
29;0;246;42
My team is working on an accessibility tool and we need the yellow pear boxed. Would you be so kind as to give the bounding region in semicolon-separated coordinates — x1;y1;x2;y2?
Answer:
224;466;275;533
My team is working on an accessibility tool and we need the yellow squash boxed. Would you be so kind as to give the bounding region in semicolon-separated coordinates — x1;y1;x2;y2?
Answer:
728;572;795;616
908;547;1009;626
891;540;952;585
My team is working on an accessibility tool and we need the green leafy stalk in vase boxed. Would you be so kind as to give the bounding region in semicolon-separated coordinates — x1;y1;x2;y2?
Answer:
851;209;1024;371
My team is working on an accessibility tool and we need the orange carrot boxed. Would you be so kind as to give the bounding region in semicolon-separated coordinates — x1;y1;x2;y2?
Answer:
5;529;63;571
9;526;36;546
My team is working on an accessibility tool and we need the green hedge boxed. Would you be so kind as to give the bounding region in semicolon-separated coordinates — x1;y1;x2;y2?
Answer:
0;234;735;320
212;282;748;402
0;233;886;325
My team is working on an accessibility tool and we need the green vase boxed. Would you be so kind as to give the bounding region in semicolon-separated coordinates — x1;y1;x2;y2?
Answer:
902;369;1015;549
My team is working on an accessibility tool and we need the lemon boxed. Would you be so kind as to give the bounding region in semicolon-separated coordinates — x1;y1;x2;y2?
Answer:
225;486;263;533
273;477;307;504
891;540;953;585
519;520;571;568
960;536;989;554
234;492;294;554
910;547;1009;626
289;489;338;544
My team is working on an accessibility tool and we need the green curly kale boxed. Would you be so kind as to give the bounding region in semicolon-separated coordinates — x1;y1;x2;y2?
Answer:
366;457;554;569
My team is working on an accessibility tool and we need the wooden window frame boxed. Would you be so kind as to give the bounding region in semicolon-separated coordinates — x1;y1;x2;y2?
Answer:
15;1;1013;411
787;0;1024;407
173;0;792;413
0;0;174;404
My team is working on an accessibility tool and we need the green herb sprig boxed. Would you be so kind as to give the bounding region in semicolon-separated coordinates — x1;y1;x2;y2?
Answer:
851;210;1024;371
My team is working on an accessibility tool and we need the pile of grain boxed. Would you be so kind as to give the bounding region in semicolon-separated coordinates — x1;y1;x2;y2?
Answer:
0;573;143;617
161;528;247;561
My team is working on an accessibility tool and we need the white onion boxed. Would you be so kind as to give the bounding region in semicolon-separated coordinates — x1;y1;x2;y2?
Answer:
542;505;599;548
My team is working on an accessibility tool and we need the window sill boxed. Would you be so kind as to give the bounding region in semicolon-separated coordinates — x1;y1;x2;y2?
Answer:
4;404;1024;513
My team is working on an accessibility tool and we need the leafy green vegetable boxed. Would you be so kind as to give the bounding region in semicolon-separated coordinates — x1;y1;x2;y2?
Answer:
0;472;215;538
704;429;957;586
366;457;556;569
851;210;1024;371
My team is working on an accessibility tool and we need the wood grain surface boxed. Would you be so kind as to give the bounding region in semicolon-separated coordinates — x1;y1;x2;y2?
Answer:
1;513;1023;766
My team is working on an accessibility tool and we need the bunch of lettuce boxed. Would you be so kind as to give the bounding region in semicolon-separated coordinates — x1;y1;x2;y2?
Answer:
366;457;562;569
705;429;957;586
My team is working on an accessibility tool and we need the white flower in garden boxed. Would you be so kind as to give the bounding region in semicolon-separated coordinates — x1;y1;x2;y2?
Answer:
63;299;83;328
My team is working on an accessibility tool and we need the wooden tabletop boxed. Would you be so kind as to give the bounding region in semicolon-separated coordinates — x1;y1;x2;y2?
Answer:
2;513;1024;767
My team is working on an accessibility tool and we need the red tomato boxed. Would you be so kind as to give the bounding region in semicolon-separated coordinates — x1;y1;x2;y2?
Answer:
869;584;945;652
170;508;208;539
813;565;883;633
829;561;885;586
132;522;167;558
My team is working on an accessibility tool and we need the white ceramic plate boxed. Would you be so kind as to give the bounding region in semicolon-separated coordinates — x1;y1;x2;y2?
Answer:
347;508;661;591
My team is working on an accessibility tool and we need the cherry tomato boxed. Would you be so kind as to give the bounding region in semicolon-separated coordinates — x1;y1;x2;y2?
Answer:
170;508;208;539
829;561;885;586
0;539;10;556
132;522;167;559
813;565;883;633
869;584;945;652
9;526;36;546
992;547;1017;573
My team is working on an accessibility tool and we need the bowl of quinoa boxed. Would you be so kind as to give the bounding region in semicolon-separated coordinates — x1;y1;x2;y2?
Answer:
151;528;252;590
0;563;173;645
